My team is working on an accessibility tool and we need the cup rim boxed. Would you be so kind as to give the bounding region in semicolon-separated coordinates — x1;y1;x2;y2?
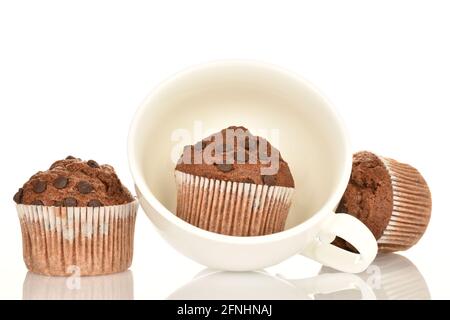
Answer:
128;60;352;245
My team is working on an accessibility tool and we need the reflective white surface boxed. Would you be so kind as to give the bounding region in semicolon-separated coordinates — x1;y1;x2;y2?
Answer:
23;271;134;300
20;253;428;300
168;254;428;300
317;254;430;300
168;270;376;300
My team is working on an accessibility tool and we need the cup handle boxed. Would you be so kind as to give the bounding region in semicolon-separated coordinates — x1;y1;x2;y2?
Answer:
303;213;378;273
288;273;376;300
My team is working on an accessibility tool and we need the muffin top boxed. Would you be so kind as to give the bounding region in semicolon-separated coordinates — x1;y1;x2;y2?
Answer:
337;151;393;240
13;156;134;207
175;126;295;188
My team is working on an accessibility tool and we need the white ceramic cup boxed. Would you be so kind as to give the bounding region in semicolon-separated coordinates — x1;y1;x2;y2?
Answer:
128;61;378;273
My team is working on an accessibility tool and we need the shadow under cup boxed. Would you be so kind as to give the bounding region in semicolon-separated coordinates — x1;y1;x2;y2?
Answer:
130;62;351;231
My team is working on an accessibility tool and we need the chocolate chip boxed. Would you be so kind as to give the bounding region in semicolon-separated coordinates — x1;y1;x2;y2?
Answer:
87;160;100;168
49;161;61;170
262;175;277;186
215;163;234;173
242;178;255;184
87;199;103;207
13;188;24;204
53;176;68;189
53;200;63;207
32;180;47;193
235;126;248;132
63;197;78;207
76;181;93;194
31;200;44;206
66;155;76;160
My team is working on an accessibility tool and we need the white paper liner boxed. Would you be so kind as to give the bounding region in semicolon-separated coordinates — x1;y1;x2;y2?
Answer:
16;201;138;276
175;171;294;236
378;157;432;252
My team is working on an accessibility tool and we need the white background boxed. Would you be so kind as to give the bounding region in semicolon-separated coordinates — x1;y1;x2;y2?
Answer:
0;0;449;300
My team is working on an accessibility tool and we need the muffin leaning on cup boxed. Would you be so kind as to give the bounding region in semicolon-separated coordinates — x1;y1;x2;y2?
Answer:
335;151;432;253
13;156;138;276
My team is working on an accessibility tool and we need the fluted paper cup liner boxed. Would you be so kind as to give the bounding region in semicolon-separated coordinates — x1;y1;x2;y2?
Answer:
377;157;432;252
175;171;294;236
17;200;138;276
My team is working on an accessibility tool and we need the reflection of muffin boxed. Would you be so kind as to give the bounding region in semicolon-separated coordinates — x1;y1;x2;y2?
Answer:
13;156;138;276
336;151;432;253
175;126;295;236
23;270;134;300
318;254;431;300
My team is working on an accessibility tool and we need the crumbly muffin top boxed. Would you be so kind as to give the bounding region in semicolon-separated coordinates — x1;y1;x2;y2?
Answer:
13;156;134;207
337;151;393;240
175;126;295;188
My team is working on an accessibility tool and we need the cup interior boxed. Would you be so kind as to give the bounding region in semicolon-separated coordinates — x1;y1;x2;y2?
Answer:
130;62;350;231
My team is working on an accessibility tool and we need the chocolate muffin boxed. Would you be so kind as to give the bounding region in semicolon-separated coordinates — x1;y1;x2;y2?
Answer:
175;126;295;236
336;151;432;253
14;156;138;276
175;126;295;188
13;156;133;207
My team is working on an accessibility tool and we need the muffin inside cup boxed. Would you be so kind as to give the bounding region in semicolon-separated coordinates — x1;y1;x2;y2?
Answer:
175;126;295;236
13;156;138;276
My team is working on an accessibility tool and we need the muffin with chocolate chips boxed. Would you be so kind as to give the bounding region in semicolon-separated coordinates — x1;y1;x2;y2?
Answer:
13;156;138;276
335;151;432;253
175;126;295;236
14;156;133;208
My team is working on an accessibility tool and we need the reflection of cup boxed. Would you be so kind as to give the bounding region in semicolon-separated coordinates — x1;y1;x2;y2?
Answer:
318;254;430;300
129;61;377;273
23;271;134;300
167;269;375;300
